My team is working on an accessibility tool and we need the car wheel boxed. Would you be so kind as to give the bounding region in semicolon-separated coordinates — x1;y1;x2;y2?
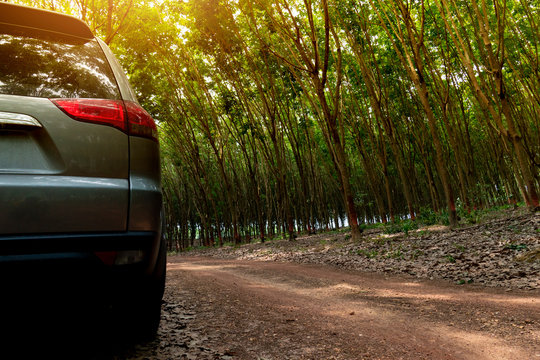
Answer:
140;235;167;337
133;234;167;339
111;231;167;340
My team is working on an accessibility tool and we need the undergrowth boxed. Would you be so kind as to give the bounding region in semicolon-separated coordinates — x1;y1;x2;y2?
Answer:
178;203;527;252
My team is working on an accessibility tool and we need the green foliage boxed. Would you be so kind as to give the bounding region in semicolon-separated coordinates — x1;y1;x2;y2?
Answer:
383;219;419;236
401;221;419;236
453;244;466;253
370;236;389;246
356;249;379;258
182;245;206;252
417;208;447;226
383;222;403;234
445;255;456;263
221;241;241;248
504;243;529;251
364;222;385;230
388;248;403;259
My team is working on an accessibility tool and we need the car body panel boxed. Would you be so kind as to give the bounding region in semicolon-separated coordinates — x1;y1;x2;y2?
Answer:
98;39;163;233
128;136;161;232
0;95;129;234
0;175;128;234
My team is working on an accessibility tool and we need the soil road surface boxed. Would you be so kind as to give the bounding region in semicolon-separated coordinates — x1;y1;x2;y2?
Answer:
161;256;540;360
1;256;538;359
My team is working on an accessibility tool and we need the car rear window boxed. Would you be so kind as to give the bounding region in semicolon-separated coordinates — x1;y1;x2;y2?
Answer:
0;33;120;99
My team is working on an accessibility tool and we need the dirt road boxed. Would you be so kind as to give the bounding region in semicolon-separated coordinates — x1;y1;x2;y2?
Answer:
3;255;538;359
160;256;539;360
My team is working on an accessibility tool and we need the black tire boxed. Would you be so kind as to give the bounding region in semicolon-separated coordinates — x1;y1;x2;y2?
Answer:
130;234;167;340
111;228;167;340
140;234;167;336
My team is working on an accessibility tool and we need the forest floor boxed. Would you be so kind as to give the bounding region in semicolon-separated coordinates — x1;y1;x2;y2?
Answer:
151;256;540;359
185;207;540;290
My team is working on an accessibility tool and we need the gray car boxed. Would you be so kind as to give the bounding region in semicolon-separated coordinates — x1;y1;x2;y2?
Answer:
0;3;165;336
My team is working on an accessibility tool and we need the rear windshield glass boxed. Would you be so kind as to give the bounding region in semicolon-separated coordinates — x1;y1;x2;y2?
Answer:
0;33;120;99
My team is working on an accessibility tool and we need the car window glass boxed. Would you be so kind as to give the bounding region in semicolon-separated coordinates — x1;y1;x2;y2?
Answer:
0;34;120;99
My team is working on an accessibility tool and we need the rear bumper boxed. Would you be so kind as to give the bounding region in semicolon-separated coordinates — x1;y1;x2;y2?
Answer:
0;231;159;272
0;231;155;254
0;231;161;303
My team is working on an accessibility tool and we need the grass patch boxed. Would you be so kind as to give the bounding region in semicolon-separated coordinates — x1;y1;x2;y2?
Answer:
504;243;528;251
445;255;456;263
383;219;419;236
453;243;466;253
386;249;403;259
356;249;379;258
370;236;390;246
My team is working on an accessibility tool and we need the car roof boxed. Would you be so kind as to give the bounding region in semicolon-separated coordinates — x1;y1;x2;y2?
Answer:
0;2;93;41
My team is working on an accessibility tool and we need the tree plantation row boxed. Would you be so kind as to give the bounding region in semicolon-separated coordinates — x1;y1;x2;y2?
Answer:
12;0;539;250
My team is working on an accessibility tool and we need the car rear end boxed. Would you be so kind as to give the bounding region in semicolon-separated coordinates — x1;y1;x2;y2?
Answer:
0;3;165;336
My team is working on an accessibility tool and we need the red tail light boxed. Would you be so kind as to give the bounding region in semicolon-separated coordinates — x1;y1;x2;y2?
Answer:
51;98;158;142
125;101;158;142
94;251;117;266
51;98;126;131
